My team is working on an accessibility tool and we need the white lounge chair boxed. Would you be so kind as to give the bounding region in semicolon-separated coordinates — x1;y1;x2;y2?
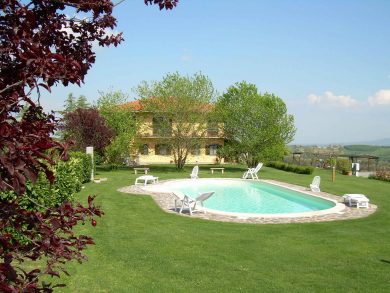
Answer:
243;163;263;180
310;176;321;192
179;191;215;215
342;194;369;209
172;192;185;212
135;175;159;186
190;165;199;179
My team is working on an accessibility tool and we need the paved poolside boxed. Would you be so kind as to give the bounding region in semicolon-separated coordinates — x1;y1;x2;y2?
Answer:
118;179;377;224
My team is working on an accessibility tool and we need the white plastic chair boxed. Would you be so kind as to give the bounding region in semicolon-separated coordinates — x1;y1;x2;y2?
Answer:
172;192;186;212
179;191;215;215
190;165;199;179
310;176;321;192
242;163;263;180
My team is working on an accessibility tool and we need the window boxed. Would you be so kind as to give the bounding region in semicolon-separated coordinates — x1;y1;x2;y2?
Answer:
207;122;219;137
139;144;149;155
206;144;220;156
155;144;171;155
153;117;172;137
191;144;200;156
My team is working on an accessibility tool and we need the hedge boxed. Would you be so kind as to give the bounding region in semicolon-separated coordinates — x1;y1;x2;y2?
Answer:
2;153;93;210
96;164;133;171
70;151;93;183
369;169;390;183
266;161;314;175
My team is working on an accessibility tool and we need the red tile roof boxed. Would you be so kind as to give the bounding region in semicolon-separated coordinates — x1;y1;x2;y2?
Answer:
123;100;142;110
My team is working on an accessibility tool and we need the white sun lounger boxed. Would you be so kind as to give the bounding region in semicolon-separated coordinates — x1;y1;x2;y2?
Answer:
342;194;369;209
172;192;185;212
179;191;215;215
135;175;159;186
243;163;263;180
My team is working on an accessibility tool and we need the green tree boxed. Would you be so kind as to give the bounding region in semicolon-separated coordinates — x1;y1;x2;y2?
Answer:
216;81;296;167
62;93;77;114
96;90;137;164
135;72;217;169
77;94;90;109
62;93;90;115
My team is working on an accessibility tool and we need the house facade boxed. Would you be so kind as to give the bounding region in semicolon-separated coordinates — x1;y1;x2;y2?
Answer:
126;100;224;165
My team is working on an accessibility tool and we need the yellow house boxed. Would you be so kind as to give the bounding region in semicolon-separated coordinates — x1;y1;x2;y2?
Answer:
125;100;224;165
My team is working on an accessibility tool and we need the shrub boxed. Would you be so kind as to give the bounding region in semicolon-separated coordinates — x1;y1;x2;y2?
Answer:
4;157;89;211
369;168;390;182
70;151;93;183
267;161;314;174
96;164;133;171
21;158;83;209
1;151;95;210
336;158;351;174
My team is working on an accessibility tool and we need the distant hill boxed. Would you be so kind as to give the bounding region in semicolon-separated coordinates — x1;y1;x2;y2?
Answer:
343;145;390;161
289;144;390;162
291;138;390;147
344;138;390;146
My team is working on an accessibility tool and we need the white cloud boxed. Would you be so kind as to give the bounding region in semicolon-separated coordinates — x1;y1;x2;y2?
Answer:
307;91;358;107
307;94;321;104
324;91;358;107
368;89;390;106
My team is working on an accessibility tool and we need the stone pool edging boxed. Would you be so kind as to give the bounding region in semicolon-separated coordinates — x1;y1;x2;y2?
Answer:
118;178;377;224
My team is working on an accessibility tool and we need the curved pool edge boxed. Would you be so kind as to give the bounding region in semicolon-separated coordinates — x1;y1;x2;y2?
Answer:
140;178;345;219
119;178;377;224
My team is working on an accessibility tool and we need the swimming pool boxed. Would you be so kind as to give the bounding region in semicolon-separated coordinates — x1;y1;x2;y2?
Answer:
142;179;342;217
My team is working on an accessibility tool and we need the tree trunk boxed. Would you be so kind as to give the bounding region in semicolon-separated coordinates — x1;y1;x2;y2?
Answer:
175;148;188;170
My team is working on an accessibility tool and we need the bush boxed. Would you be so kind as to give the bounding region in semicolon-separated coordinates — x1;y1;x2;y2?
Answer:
267;161;314;174
2;156;90;210
96;164;133;171
369;168;390;182
336;158;351;174
70;151;93;183
22;158;83;209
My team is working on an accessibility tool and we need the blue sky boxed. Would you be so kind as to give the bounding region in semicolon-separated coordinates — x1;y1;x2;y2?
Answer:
42;0;390;144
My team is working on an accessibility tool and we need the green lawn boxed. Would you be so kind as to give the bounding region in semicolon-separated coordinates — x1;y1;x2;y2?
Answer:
58;165;390;292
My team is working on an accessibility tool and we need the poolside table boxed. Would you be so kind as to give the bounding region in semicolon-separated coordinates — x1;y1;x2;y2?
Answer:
210;167;225;174
133;167;149;175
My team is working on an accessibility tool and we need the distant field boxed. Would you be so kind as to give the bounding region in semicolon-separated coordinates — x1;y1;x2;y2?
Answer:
289;144;390;164
343;145;390;162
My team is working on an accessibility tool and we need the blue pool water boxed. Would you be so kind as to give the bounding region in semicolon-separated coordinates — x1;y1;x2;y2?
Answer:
169;180;335;214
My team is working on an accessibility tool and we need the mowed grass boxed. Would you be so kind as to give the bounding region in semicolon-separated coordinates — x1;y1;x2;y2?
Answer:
57;165;390;292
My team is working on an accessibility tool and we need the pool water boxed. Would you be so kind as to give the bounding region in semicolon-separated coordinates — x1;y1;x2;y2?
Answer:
169;179;335;214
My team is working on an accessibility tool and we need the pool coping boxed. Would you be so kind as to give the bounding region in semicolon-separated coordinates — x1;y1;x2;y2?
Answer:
118;178;377;224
